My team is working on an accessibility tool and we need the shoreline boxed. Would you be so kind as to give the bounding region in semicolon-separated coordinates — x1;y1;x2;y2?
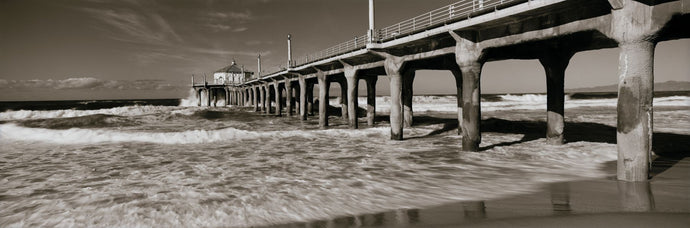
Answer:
265;158;690;228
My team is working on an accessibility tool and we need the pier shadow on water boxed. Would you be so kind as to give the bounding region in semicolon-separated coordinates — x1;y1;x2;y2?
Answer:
405;116;690;158
404;116;690;177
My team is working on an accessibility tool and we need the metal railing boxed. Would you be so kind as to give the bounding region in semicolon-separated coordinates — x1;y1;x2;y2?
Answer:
261;0;522;77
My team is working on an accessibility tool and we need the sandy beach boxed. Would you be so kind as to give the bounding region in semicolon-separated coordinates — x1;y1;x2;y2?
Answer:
265;158;690;228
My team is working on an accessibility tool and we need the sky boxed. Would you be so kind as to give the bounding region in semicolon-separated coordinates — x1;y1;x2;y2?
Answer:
0;0;688;101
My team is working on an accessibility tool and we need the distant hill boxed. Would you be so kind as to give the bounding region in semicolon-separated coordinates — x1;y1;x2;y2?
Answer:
567;80;690;93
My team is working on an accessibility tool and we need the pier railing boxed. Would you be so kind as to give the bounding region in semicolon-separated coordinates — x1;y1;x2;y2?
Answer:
261;0;523;78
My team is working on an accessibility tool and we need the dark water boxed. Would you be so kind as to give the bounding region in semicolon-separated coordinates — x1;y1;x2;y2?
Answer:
0;99;180;112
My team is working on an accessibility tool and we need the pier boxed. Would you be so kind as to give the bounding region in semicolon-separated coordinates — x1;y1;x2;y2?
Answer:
193;0;689;182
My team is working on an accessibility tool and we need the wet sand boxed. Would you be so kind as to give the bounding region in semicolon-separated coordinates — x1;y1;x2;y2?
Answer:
266;158;689;228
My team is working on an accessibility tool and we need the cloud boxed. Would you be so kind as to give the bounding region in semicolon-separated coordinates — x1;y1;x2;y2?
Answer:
82;7;182;45
205;23;232;32
231;27;248;32
204;24;247;33
0;78;185;91
208;11;253;21
245;40;274;46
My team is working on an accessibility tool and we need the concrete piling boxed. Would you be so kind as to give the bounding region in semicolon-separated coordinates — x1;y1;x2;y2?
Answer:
261;85;267;113
318;73;330;128
299;76;308;120
307;83;315;116
383;57;405;140
206;89;211;107
402;70;415;128
539;51;573;145
339;80;348;120
274;82;282;116
286;80;293;116
345;73;359;129
616;41;655;182
365;77;377;126
459;64;482;151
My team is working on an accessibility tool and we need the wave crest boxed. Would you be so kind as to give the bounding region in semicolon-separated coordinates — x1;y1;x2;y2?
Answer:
0;124;389;145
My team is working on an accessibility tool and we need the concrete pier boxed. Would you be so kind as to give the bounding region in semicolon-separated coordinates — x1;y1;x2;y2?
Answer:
196;0;688;182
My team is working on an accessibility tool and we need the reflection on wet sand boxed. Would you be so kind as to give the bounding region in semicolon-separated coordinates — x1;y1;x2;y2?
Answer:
618;181;654;212
550;182;571;215
267;159;688;228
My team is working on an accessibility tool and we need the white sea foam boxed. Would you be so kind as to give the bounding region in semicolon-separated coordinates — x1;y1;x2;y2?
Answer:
179;88;228;107
0;105;196;121
362;94;690;113
0;123;389;145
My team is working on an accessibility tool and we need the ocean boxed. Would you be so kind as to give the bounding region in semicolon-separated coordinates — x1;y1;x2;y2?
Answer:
1;91;689;227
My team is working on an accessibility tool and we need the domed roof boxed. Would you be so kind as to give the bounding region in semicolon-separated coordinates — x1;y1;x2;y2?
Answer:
215;60;244;73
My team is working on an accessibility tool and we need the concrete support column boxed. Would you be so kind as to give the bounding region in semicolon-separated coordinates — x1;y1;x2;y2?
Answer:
616;41;655;181
214;89;220;107
365;77;377;126
402;70;415;128
459;63;482;151
299;76;308;120
206;89;211;107
229;90;233;105
266;84;274;114
241;90;246;106
345;71;359;129
339;80;348;120
197;89;202;106
261;85;267;113
451;31;484;151
384;58;405;140
317;73;330;128
286;80;293;117
226;89;231;106
539;52;573;145
236;90;240;106
274;82;282;116
251;86;259;112
307;83;315;116
608;0;663;181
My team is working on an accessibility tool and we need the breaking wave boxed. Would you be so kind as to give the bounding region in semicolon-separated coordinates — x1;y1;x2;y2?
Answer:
369;94;689;113
0;105;204;121
0;123;389;145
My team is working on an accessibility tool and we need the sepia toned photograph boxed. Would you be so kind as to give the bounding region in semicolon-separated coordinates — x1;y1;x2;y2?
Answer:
1;0;689;227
